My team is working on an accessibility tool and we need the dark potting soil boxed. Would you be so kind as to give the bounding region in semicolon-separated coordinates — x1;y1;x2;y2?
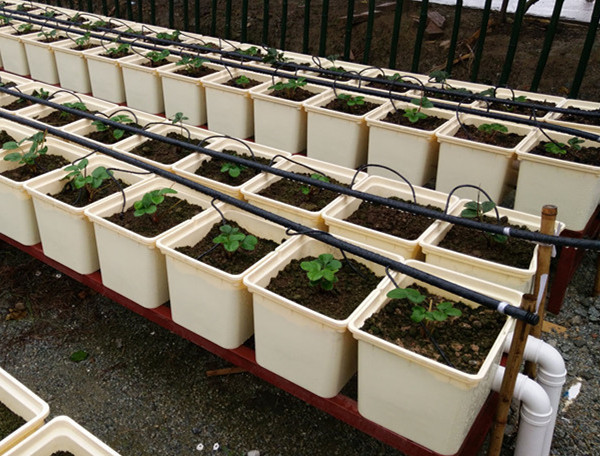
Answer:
268;87;315;102
0;82;17;89
193;149;272;186
105;196;204;238
362;284;506;374
423;87;476;103
257;173;345;212
175;65;217;78
322;98;379;116
266;257;382;320
51;178;129;208
1;155;70;182
35;109;88;127
382;109;448;130
318;67;352;82
176;221;280;275
50;452;75;456
558;107;600;126
529;142;600;167
486;98;556;116
344;198;442;241
453;124;526;148
366;75;410;94
1;89;51;111
85;123;143;145
437;215;535;269
100;50;132;59
223;77;262;90
142;59;171;68
0;401;25;440
197;43;221;53
38;35;67;44
12;28;40;36
129;132;204;165
0;129;15;144
72;43;99;51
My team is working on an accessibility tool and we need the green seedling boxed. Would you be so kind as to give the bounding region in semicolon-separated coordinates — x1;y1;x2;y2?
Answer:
301;173;329;195
145;49;170;64
176;55;208;71
268;77;307;97
337;93;364;107
156;30;181;42
544;137;584;155
42;10;58;18
83;20;108;31
0;16;11;26
301;253;342;291
386;73;404;82
133;188;178;217
17;23;33;34
170;111;188;129
92;114;134;141
234;75;250;86
386;287;461;330
213;224;258;253
59;101;88;119
3;131;48;168
403;97;434;123
429;70;450;85
477;123;508;140
262;47;287;65
238;46;260;57
220;161;247;178
105;42;130;58
460;199;508;244
62;158;112;201
74;32;91;48
37;29;57;41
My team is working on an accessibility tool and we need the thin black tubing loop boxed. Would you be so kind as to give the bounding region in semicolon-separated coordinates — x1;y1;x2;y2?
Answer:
47;89;84;105
352;164;417;204
141;121;193;141
443;185;501;223
263;155;328;180
196;135;257;161
5;7;600;125
0;84;598;251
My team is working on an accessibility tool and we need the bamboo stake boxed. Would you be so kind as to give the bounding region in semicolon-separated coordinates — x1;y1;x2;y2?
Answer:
525;205;557;378
487;293;537;456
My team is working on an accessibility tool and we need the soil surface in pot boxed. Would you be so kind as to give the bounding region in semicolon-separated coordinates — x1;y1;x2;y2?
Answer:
323;97;379;116
258;172;345;212
558;108;600;126
318;66;353;82
174;65;217;78
193;149;272;186
267;257;381;320
72;43;99;51
100;49;132;59
362;284;506;374
85;123;143;145
485;97;556;116
176;221;280;275
51;452;75;456
223;77;262;90
366;74;410;94
529;141;600;167
268;87;316;102
344;198;442;241
1;89;52;111
105;196;204;238
38;35;67;43
0;401;25;440
130;132;204;165
1;155;70;182
35;108;92;127
142;59;170;68
12;28;40;36
423;86;477;103
437;215;535;269
382;109;448;130
453;123;526;148
52;178;130;208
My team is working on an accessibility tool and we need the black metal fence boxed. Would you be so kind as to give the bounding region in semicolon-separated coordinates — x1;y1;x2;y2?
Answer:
34;0;600;99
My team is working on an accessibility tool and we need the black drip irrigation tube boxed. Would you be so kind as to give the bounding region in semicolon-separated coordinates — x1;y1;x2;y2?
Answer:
4;6;600;139
2;85;599;251
0;94;541;326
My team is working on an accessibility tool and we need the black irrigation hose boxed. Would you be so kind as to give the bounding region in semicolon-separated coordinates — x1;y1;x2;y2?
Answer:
1;85;599;251
5;6;600;129
0;106;539;326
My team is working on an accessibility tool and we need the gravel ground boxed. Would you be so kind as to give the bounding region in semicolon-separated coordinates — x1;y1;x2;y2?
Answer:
0;239;599;456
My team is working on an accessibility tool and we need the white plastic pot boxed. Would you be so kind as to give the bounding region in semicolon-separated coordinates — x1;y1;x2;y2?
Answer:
413;79;493;106
202;68;272;138
471;88;565;121
0;82;63;112
243;235;402;398
0;24;38;75
0;70;30;87
435;114;533;203
249;78;329;153
419;199;565;292
52;38;103;93
172;137;291;200
322;175;460;260
0;130;89;246
365;100;454;186
84;177;214;309
548;99;600;135
0;367;50;454
240;155;368;230
514;129;600;231
303;90;385;169
22;29;69;84
158;60;225;126
24;155;151;275
84;44;131;103
348;260;520;455
3;416;121;456
157;205;289;349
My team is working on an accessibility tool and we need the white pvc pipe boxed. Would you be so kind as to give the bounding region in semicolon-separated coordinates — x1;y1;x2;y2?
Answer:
492;366;552;456
504;334;567;456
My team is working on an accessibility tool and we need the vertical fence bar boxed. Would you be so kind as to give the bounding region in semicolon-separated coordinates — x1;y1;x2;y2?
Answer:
183;0;189;31
225;0;232;39
56;0;63;8
569;0;600;98
77;0;83;11
388;0;404;68
87;0;92;13
319;0;329;56
362;0;376;64
498;0;527;86
101;0;107;16
241;0;248;42
529;0;564;92
126;0;133;20
169;0;174;28
411;0;429;73
113;0;119;18
445;0;463;74
211;0;217;36
137;0;143;23
470;0;492;82
302;0;311;54
280;0;287;50
67;1;73;12
343;0;355;60
150;0;156;25
262;0;270;46
194;0;200;33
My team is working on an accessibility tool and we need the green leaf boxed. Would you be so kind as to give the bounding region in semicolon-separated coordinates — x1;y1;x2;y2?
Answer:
411;306;426;323
2;141;19;150
480;201;496;214
4;152;22;162
70;350;88;362
446;307;462;317
241;235;257;251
